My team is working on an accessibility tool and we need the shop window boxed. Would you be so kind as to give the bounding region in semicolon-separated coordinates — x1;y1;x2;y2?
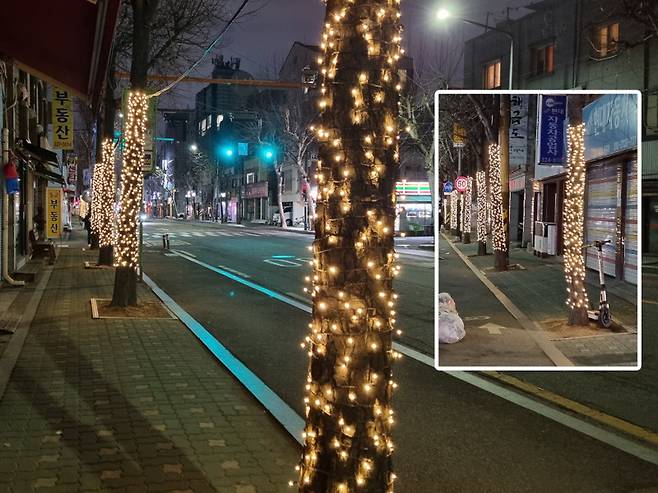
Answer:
532;43;555;76
592;22;619;58
246;172;255;184
483;59;501;89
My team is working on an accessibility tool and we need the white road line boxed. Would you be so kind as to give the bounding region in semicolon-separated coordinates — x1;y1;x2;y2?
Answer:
176;250;196;258
264;258;302;267
217;231;233;236
285;291;310;304
218;265;251;278
243;232;261;236
163;248;658;465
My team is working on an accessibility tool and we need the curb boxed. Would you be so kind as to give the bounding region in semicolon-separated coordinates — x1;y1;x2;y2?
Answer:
440;232;573;367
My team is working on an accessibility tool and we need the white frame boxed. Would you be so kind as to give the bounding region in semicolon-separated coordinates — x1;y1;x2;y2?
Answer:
434;89;642;371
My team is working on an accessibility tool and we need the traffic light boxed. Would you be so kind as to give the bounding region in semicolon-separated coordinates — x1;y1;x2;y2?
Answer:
218;144;235;161
260;144;277;163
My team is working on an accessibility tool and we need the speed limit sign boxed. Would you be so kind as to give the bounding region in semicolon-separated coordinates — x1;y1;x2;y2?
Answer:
455;176;468;193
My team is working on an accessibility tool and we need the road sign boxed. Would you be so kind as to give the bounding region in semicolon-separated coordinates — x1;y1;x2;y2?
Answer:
455;176;468;193
453;123;466;148
443;181;454;194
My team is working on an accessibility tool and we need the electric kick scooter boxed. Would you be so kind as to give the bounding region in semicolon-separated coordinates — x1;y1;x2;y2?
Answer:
585;239;612;328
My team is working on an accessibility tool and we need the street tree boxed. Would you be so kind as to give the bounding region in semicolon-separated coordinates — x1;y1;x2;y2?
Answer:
297;0;403;491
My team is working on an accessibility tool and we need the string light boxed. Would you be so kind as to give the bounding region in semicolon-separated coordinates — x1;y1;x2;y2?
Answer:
92;139;116;249
563;123;590;315
476;170;487;242
489;143;506;252
461;176;472;236
295;1;402;491
450;190;459;231
114;91;147;269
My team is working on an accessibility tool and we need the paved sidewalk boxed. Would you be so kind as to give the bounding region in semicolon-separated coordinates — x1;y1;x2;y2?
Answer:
0;234;298;492
444;235;638;367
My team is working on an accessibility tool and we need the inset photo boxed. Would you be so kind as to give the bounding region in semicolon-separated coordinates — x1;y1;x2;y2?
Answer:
435;90;641;370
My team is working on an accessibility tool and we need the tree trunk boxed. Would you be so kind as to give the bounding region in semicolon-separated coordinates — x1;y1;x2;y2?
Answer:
564;95;589;326
276;166;287;229
111;0;157;306
298;1;400;491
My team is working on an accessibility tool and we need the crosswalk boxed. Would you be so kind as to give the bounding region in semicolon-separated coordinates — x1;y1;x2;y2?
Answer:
142;228;312;243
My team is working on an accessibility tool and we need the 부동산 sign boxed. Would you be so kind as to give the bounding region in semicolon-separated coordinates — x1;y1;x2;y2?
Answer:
583;93;637;162
537;95;567;165
52;87;74;150
46;187;62;239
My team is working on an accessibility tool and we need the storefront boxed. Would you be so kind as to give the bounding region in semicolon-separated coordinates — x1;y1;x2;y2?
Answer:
395;181;432;234
243;181;269;222
582;94;638;285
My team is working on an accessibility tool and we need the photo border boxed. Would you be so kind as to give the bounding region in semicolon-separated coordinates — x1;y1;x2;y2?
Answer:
433;89;643;372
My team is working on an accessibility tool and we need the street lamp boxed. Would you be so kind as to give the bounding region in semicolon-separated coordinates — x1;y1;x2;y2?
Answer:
189;143;198;152
437;7;514;89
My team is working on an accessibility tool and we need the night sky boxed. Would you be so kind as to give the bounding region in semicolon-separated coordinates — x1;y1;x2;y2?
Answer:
164;0;532;106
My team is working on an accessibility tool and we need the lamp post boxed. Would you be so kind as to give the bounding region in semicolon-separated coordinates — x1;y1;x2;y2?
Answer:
437;8;514;89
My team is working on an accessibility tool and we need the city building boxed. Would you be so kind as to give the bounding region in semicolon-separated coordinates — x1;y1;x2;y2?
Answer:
463;0;656;255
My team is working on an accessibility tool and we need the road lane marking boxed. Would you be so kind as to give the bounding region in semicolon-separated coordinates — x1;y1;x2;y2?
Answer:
163;248;658;464
176;250;196;258
480;323;505;334
142;273;305;445
440;232;572;367
264;258;303;267
171;251;311;312
218;265;251;278
286;291;311;304
485;372;658;447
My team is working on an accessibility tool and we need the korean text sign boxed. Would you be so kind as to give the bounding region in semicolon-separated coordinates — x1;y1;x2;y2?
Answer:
52;87;74;150
46;188;62;239
538;95;566;165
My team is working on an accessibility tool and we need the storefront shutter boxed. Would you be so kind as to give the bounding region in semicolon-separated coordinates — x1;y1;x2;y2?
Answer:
624;160;638;284
585;161;617;277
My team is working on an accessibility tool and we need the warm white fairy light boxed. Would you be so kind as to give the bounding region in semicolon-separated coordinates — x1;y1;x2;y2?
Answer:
93;139;116;248
563;123;589;312
489;143;506;252
295;1;402;491
450;190;458;230
461;176;473;235
115;91;147;269
476;170;487;242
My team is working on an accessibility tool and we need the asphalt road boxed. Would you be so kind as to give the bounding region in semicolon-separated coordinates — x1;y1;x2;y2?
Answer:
142;220;658;492
438;236;555;367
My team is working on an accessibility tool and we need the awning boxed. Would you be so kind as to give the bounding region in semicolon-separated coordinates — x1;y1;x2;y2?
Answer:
15;140;65;185
0;0;121;108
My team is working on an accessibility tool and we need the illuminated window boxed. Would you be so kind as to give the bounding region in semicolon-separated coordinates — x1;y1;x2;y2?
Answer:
483;59;501;89
532;43;555;75
246;172;255;184
593;23;619;58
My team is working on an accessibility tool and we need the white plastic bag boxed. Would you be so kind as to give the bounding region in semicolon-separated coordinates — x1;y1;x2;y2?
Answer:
438;293;465;344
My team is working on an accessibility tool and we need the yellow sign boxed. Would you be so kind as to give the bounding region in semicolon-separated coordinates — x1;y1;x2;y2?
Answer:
46;188;62;239
453;123;467;148
52;87;74;149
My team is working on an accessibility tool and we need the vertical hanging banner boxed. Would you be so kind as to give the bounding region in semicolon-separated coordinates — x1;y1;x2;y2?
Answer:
122;91;157;175
452;123;467;147
509;94;529;167
46;187;62;239
52;87;74;149
537;95;567;165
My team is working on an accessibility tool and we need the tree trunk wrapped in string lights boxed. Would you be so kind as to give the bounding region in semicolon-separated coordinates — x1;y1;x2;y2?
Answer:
476;170;487;244
450;190;458;232
563;123;589;325
112;91;147;306
461;176;472;243
93;138;116;266
489;143;506;260
296;1;403;491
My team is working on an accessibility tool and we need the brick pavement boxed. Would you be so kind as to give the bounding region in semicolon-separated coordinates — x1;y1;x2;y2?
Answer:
0;238;298;492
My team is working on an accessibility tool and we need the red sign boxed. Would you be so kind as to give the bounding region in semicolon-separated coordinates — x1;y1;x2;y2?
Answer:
455;176;468;193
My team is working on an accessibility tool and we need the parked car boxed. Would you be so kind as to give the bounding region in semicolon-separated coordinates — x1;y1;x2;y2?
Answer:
272;205;293;226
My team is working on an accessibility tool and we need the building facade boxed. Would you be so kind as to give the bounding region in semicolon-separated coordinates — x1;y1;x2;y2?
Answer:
464;0;649;268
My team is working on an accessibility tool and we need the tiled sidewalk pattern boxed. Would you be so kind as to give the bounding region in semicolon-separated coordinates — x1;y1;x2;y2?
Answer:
0;245;298;492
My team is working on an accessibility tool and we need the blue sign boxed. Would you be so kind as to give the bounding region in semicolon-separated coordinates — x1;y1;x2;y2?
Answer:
583;93;637;162
538;95;567;165
443;181;454;194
